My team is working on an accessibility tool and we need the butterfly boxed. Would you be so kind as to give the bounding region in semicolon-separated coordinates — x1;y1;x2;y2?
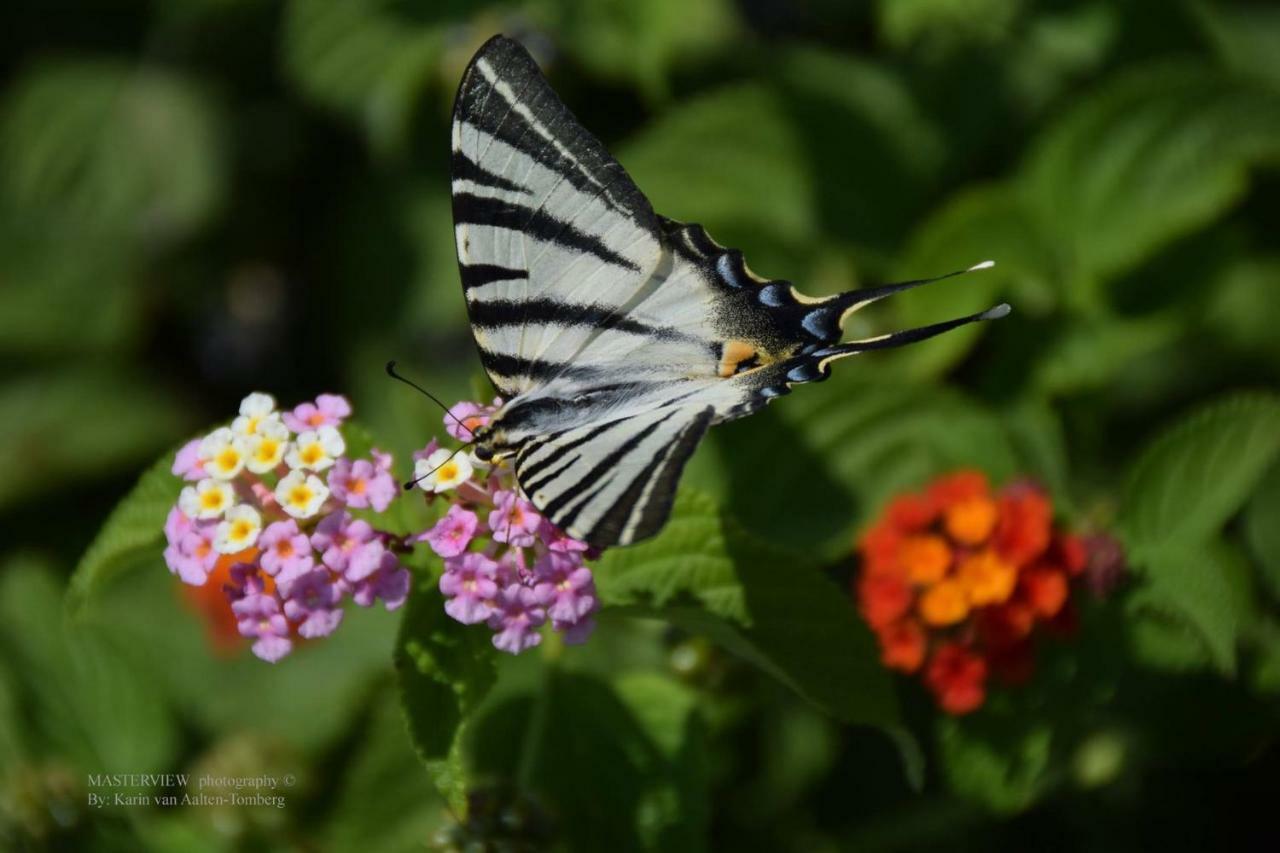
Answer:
450;35;1008;549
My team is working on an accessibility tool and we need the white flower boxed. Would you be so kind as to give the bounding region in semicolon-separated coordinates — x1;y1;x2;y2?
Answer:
214;504;263;554
415;448;473;493
179;478;235;520
286;425;345;472
199;427;249;480
231;392;280;438
275;469;330;519
245;419;290;474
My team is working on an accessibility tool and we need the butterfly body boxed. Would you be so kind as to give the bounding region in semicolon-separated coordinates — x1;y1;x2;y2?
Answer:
449;35;1008;548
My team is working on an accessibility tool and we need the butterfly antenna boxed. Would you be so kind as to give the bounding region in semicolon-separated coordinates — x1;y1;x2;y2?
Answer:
385;361;476;439
402;442;475;492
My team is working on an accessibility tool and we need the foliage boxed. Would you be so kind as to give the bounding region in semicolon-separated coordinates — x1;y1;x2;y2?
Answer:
5;0;1280;849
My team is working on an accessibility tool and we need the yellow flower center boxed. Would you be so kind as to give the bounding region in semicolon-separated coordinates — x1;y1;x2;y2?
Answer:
200;490;224;510
438;462;458;481
301;444;323;465
216;449;240;471
256;439;280;462
289;485;313;507
231;520;253;540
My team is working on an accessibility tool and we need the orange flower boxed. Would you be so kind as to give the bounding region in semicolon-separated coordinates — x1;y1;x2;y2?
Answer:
884;493;937;531
956;549;1017;606
993;489;1052;566
925;643;987;715
944;496;998;545
878;619;926;673
1021;565;1068;618
898;535;951;585
919;579;969;626
858;573;913;629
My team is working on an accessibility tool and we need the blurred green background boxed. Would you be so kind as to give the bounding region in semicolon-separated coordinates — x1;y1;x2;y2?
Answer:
4;0;1280;850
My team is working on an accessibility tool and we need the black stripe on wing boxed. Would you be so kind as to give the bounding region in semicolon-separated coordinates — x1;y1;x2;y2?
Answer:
459;263;527;291
454;192;641;273
476;350;608;390
451;152;531;195
468;297;676;339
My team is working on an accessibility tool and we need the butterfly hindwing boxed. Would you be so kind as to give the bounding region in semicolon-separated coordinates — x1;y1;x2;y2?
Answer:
515;404;714;547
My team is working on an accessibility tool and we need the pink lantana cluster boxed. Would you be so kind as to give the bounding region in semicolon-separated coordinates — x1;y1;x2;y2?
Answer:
414;399;601;654
162;392;408;662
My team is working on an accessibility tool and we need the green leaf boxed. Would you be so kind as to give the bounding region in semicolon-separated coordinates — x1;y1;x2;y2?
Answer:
1021;63;1280;298
468;669;710;852
0;558;179;778
78;550;403;755
937;714;1052;814
1244;461;1280;604
533;0;739;101
281;0;458;158
0;368;190;512
67;453;183;614
619;84;815;261
596;490;899;731
0;60;226;243
1118;392;1280;557
324;690;448;851
886;184;1055;378
395;571;498;814
774;46;944;250
877;0;1023;53
0;206;143;357
1192;1;1280;89
1203;257;1280;365
692;376;1017;559
1031;313;1181;397
1127;540;1255;676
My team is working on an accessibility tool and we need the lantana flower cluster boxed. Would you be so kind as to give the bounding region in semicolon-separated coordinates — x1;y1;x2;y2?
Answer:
414;399;601;654
163;393;408;662
855;470;1116;715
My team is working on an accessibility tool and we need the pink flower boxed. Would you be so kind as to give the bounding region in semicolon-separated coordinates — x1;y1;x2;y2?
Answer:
488;584;546;654
537;518;590;554
533;551;598;627
310;511;375;573
168;519;219;586
350;552;410;610
283;394;351;432
440;553;500;624
329;456;397;512
444;401;493;441
258;520;315;593
283;570;344;638
172;439;205;481
488;490;541;548
422;505;479;558
231;588;293;663
344;539;387;583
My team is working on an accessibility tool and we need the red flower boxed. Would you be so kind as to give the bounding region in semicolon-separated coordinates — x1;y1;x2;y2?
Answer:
925;643;987;715
879;619;926;673
858;573;913;629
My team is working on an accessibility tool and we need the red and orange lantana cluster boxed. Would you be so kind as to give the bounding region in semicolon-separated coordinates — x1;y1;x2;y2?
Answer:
855;471;1087;715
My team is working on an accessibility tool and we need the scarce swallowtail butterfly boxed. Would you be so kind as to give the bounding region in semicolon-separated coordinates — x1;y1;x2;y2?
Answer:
448;35;1009;549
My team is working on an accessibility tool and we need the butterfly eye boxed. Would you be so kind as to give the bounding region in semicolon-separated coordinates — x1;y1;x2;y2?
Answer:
474;445;494;462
